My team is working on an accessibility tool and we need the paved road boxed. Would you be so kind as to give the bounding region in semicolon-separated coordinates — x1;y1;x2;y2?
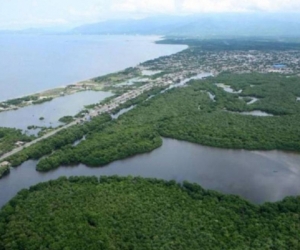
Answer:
0;120;77;162
0;82;158;162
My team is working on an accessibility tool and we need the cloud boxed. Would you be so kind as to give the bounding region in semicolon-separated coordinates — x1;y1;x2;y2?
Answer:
111;0;177;14
1;0;300;29
181;0;300;13
69;7;103;19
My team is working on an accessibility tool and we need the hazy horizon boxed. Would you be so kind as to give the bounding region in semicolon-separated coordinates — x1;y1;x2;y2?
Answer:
2;0;300;30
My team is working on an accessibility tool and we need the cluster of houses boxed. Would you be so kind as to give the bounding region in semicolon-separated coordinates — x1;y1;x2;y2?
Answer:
140;48;300;77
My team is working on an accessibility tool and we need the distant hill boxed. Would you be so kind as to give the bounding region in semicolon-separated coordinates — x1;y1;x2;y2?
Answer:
0;27;71;35
73;13;300;38
3;13;300;38
73;16;192;35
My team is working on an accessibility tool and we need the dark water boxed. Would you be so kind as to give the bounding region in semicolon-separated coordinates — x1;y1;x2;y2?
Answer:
111;105;136;119
0;35;187;101
1;138;300;208
0;91;113;131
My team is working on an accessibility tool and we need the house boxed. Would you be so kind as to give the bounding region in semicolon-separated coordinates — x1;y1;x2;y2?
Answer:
0;161;10;167
273;64;286;69
15;141;25;147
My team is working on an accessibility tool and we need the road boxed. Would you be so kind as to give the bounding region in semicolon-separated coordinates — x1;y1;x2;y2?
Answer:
0;120;77;162
0;82;158;163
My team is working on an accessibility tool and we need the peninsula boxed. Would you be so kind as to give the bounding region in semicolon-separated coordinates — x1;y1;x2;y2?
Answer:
2;38;300;176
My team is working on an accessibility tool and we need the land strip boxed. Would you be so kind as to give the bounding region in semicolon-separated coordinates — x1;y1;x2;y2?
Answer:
2;38;300;172
0;79;175;163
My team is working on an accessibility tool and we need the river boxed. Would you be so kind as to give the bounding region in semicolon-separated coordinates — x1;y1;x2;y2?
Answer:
1;138;300;208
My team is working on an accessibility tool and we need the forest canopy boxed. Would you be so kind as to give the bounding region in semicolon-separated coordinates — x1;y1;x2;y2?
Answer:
0;176;299;250
6;73;300;171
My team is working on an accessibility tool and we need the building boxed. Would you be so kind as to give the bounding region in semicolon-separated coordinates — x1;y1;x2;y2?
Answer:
0;161;10;167
15;141;25;147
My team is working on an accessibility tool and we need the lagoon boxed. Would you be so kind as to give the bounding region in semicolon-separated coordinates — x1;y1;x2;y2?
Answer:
0;91;113;132
1;138;300;208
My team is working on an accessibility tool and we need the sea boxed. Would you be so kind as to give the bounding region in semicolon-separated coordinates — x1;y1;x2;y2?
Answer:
0;34;187;101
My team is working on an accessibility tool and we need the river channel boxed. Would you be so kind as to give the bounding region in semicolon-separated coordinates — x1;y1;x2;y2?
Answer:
1;138;300;207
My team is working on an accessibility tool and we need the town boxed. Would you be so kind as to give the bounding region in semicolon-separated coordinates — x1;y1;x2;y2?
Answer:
2;43;300;113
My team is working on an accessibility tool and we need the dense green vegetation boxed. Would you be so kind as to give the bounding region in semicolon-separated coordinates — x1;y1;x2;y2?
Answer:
36;125;161;171
74;109;89;118
6;115;112;167
0;176;299;249
84;95;118;110
3;96;38;106
58;116;74;124
93;67;141;84
0;95;52;108
156;73;300;150
157;38;300;51
111;86;165;115
0;128;34;157
0;165;9;178
206;73;300;115
6;73;300;171
32;97;53;105
27;125;47;132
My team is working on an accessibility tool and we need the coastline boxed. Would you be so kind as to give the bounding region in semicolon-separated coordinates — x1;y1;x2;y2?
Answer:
0;36;188;112
0;84;67;102
0;75;107;103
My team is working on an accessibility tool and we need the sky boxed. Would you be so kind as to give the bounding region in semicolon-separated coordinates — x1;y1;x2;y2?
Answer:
1;0;300;29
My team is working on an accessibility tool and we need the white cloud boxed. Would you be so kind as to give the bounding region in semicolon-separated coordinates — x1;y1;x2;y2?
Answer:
1;0;300;29
69;7;103;19
111;0;177;14
181;0;300;13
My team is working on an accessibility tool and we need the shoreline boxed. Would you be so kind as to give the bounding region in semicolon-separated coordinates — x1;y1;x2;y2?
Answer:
0;76;103;103
0;84;68;103
0;69;134;113
0;37;188;112
0;72;113;103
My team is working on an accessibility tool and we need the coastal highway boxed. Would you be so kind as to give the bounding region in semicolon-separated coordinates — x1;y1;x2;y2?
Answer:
0;120;77;162
0;72;208;163
0;82;157;163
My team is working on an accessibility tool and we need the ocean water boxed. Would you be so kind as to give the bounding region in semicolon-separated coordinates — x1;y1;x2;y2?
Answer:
0;34;186;101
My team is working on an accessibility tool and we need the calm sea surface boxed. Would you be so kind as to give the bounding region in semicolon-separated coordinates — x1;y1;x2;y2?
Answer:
0;34;186;101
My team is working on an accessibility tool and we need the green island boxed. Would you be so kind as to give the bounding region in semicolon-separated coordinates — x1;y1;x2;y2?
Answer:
0;176;299;249
58;116;74;124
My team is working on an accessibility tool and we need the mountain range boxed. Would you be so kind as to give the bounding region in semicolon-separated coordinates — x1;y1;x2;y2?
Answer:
73;13;300;38
2;13;300;38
